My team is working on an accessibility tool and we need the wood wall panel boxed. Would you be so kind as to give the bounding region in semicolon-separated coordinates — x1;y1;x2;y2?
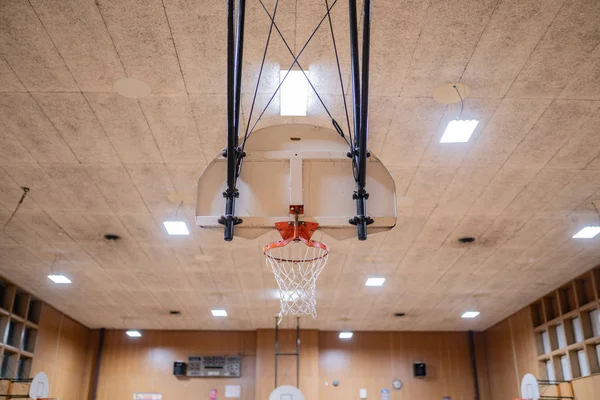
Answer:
510;308;537;378
319;331;477;400
254;329;319;400
31;304;95;400
484;305;600;400
96;330;256;400
485;317;519;400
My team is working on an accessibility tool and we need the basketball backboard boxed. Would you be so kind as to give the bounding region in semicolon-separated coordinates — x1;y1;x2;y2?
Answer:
269;385;305;400
196;124;397;240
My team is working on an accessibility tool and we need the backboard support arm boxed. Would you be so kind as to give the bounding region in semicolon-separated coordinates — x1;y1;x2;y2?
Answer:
348;0;374;240
220;0;246;241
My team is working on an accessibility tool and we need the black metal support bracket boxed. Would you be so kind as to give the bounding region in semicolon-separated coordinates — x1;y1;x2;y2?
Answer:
274;317;300;389
348;0;372;241
221;0;246;241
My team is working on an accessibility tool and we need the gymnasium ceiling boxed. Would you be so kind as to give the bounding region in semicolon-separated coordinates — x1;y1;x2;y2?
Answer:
1;0;600;332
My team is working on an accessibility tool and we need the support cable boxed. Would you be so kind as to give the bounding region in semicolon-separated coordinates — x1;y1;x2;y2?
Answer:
247;0;339;136
325;0;353;149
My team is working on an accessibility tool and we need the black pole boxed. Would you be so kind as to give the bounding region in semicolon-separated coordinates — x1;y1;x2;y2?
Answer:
90;328;105;400
348;0;361;150
296;317;300;389
222;0;241;241
275;317;279;388
348;0;372;240
467;331;481;400
233;0;246;149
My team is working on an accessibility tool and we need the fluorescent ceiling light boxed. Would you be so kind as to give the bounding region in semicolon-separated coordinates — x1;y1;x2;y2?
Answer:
280;70;309;116
163;221;190;235
461;311;480;319
440;120;479;143
47;275;71;284
211;309;228;317
365;277;386;287
572;226;600;239
339;331;353;339
126;330;142;337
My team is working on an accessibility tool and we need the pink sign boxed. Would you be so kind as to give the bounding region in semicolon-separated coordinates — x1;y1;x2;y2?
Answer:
210;389;217;400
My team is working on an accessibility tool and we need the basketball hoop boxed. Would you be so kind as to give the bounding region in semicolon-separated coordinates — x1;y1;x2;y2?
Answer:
264;206;329;320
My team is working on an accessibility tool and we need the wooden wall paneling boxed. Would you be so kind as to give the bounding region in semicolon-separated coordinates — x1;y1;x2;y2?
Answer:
30;304;94;400
510;308;538;378
255;329;319;400
96;330;256;400
474;331;492;400
319;331;391;400
318;331;476;400
485;318;519;400
571;375;600;398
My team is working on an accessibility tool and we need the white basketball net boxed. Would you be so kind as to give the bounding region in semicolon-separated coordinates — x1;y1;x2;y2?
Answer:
265;240;329;318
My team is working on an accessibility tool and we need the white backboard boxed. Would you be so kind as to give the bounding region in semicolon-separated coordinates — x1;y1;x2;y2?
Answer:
196;124;397;240
269;385;305;400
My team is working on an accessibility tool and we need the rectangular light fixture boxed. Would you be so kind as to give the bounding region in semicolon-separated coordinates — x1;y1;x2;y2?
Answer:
572;226;600;239
339;331;353;339
440;120;479;143
365;277;386;287
126;330;142;338
163;221;190;235
280;70;309;116
461;311;480;319
211;309;228;317
48;274;71;284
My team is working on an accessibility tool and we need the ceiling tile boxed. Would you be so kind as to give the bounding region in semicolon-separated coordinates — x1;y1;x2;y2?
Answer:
400;0;497;97
41;164;112;212
33;93;121;164
28;0;125;92
0;0;78;91
0;93;78;163
85;165;148;213
0;56;25;92
139;94;205;163
505;100;600;169
508;0;600;98
95;0;185;93
464;0;565;98
86;93;163;163
463;98;552;168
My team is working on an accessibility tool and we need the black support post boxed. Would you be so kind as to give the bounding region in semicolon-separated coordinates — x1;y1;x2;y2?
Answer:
348;0;373;240
221;0;245;241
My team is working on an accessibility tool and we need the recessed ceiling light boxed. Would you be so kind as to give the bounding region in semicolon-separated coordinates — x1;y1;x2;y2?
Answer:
461;311;480;319
280;70;309;116
103;233;121;241
126;330;142;338
211;309;228;317
163;221;190;235
365;277;385;287
113;77;151;99
572;226;600;239
339;331;353;339
48;275;71;284
440;120;479;143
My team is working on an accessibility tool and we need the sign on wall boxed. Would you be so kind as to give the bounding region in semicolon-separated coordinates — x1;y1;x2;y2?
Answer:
134;393;162;400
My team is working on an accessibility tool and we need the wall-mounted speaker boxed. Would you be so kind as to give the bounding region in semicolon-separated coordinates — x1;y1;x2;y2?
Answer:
413;362;426;378
173;361;187;376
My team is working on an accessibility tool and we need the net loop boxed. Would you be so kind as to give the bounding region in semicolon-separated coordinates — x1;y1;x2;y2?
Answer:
264;218;329;320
